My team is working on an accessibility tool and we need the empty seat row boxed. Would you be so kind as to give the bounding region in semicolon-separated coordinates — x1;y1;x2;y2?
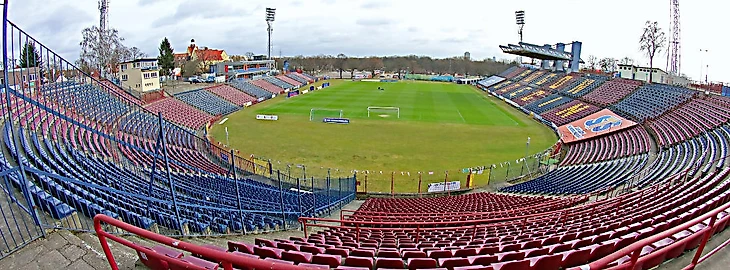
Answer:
175;89;241;116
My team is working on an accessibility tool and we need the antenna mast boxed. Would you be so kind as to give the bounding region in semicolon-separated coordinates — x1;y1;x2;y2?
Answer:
667;0;681;76
99;0;109;31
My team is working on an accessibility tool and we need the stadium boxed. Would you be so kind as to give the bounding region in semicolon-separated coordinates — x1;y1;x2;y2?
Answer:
1;0;730;270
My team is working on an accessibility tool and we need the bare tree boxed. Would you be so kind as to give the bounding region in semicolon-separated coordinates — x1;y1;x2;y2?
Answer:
195;50;219;74
620;57;634;65
79;25;128;77
244;52;255;60
599;58;617;73
182;60;201;77
336;53;347;79
127;47;147;60
586;55;598;71
639;21;666;83
230;55;246;62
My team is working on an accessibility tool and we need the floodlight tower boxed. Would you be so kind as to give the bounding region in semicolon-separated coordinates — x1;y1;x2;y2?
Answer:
667;0;681;76
515;11;525;43
265;8;276;60
99;0;109;31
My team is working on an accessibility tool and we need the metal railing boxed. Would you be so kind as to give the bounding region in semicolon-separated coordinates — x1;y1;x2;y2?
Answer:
93;214;305;270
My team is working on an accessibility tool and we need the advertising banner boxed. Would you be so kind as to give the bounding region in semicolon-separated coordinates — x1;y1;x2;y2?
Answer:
557;109;637;143
322;118;350;124
427;181;461;193
256;114;279;121
287;90;300;98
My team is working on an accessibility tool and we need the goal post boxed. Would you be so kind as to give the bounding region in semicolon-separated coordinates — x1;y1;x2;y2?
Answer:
310;108;344;121
367;106;400;118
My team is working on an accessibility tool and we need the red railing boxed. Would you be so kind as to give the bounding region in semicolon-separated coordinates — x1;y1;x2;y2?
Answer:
573;198;730;270
93;215;307;270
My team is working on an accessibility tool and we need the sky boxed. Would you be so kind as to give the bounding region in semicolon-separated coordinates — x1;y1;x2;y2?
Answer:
8;0;729;82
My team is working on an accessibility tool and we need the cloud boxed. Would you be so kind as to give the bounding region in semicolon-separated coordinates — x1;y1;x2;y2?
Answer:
360;1;390;9
6;0;729;82
153;0;254;27
355;18;393;27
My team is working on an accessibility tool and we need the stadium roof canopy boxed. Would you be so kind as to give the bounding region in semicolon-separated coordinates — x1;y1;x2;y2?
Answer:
499;42;572;61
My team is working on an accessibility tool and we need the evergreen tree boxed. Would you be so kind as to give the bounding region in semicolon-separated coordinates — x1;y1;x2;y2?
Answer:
158;37;175;76
19;42;42;68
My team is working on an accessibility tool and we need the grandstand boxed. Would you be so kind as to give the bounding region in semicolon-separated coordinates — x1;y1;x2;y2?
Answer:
3;3;730;270
81;62;730;270
205;84;257;107
175;89;241;116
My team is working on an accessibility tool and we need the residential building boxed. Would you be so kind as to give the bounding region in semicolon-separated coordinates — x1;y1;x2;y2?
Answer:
117;58;160;93
174;39;230;73
0;67;43;89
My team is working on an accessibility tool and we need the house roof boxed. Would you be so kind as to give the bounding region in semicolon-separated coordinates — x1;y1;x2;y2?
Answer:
174;53;188;60
195;49;225;61
119;58;158;64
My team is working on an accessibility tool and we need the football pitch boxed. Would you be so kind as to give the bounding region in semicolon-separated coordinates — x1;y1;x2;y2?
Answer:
210;80;556;192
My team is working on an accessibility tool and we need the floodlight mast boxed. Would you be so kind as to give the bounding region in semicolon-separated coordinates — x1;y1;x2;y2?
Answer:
266;8;276;61
515;11;525;43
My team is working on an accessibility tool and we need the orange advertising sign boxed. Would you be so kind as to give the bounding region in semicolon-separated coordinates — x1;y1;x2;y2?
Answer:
557;109;638;143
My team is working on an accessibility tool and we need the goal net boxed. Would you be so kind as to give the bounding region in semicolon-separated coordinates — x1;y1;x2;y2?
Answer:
310;108;344;121
367;107;400;119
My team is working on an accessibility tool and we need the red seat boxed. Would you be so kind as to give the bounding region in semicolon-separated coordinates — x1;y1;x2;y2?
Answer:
378;250;402;258
255;238;277;247
500;244;521;253
408;258;438;270
587;243;614;261
468;255;498;265
344;256;374;269
524;248;548;258
429;250;454;259
498;252;525;262
479;246;499;255
301;245;326;255
282;251;313;264
278;242;300;251
327;247;350;258
492;259;531;270
439;257;471;269
521;240;542;249
454;248;479;258
351;249;376;257
528;254;562;270
170;256;218;270
560;249;591;268
228;241;255;254
254;246;283;259
454;266;494;270
403;250;428;259
137;246;183;270
312;254;342;268
548;243;571;254
335;267;370;270
376;257;406;269
298;263;330;269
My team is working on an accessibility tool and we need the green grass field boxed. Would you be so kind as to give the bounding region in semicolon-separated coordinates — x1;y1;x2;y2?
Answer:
210;80;556;192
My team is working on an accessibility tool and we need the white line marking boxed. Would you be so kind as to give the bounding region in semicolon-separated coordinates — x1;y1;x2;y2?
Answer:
455;107;466;123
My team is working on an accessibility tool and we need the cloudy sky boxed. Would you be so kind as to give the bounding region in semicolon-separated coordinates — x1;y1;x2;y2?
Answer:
9;0;729;82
